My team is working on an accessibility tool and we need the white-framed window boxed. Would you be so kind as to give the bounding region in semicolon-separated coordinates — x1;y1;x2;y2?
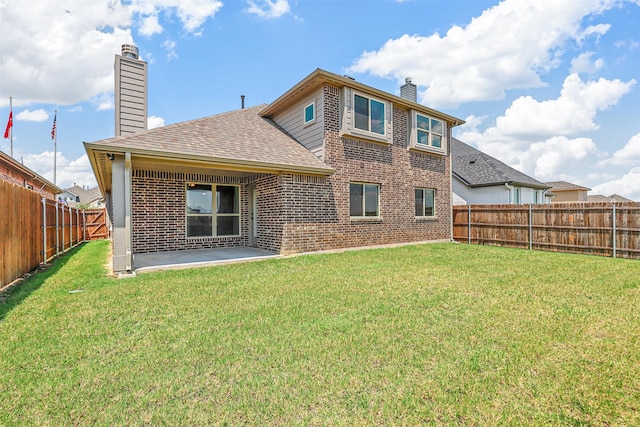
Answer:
350;182;380;217
415;188;436;217
416;113;443;148
354;93;386;136
409;110;446;154
186;183;240;237
340;87;392;144
303;101;315;126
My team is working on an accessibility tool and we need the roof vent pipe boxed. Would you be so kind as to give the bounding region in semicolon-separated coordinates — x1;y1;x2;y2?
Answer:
241;95;245;109
121;44;139;59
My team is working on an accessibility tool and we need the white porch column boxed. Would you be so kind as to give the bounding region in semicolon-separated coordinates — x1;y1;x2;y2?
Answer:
111;152;133;273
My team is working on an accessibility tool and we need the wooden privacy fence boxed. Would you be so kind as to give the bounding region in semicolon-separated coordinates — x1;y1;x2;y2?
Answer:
1;180;108;287
453;202;640;259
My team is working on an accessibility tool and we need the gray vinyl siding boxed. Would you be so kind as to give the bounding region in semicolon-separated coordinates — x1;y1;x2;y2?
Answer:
115;55;148;136
271;88;325;160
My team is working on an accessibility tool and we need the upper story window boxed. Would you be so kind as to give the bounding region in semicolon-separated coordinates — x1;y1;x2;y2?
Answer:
409;111;446;155
340;87;392;144
304;101;315;126
354;94;385;135
417;114;443;148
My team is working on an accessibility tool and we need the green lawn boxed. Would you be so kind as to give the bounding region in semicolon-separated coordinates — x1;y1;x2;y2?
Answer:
1;241;639;426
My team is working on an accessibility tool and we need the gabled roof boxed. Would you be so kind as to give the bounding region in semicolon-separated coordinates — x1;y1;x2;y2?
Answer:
261;68;465;126
451;138;549;189
85;105;334;192
63;185;103;204
544;180;591;192
587;193;634;203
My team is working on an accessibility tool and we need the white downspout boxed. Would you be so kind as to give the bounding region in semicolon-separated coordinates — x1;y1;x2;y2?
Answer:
505;183;514;204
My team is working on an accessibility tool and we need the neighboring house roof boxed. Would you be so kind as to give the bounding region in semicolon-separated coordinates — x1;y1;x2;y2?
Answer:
261;68;465;126
85;105;335;193
63;185;103;204
451;138;549;189
544;181;591;192
587;194;634;203
0;149;63;196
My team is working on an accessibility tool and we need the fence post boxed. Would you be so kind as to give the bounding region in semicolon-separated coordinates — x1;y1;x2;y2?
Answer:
529;204;533;251
42;197;47;264
612;204;617;258
69;205;73;248
55;202;60;257
76;209;80;244
62;204;66;252
83;210;87;242
468;204;472;244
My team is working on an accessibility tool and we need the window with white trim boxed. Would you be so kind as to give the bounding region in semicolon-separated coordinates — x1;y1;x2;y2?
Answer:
354;93;385;136
350;182;380;217
186;183;240;237
303;101;315;126
416;113;443;148
415;188;435;217
409;110;446;154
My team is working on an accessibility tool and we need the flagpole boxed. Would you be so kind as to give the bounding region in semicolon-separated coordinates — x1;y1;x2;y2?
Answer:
9;97;12;157
53;109;57;186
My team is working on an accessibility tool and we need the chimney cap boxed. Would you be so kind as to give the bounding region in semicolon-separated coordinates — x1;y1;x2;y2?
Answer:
121;44;139;59
405;77;413;84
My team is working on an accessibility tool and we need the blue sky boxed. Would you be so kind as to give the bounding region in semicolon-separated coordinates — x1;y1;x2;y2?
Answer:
1;0;639;200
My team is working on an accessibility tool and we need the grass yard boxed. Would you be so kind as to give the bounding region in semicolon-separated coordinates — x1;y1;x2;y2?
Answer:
1;240;639;426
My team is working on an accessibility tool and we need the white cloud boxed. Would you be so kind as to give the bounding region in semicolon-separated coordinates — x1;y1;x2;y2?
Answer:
245;0;291;18
591;167;640;201
348;0;620;108
491;74;634;140
0;0;223;108
570;52;604;74
16;109;50;122
454;73;635;183
521;136;599;180
139;15;163;37
148;116;166;129
610;133;640;165
163;39;179;60
21;152;97;189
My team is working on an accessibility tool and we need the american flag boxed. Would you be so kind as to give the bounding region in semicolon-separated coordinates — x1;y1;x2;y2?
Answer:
51;112;56;140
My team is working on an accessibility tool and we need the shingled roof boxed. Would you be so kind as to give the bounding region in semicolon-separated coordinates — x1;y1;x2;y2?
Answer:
544;180;591;192
451;138;549;189
85;105;334;192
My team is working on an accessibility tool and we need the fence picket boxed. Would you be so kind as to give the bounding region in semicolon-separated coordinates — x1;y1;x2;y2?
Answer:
453;202;640;259
1;181;108;287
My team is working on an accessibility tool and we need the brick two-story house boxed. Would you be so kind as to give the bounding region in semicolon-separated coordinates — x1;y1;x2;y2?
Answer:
85;61;464;273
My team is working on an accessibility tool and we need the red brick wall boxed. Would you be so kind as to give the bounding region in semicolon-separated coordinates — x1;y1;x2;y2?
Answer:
131;170;249;253
0;163;56;200
278;83;452;253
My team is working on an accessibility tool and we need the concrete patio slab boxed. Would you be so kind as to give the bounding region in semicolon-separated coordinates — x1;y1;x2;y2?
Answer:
134;247;279;273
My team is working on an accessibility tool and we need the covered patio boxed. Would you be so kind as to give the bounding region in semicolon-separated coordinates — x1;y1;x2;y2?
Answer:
133;247;279;273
